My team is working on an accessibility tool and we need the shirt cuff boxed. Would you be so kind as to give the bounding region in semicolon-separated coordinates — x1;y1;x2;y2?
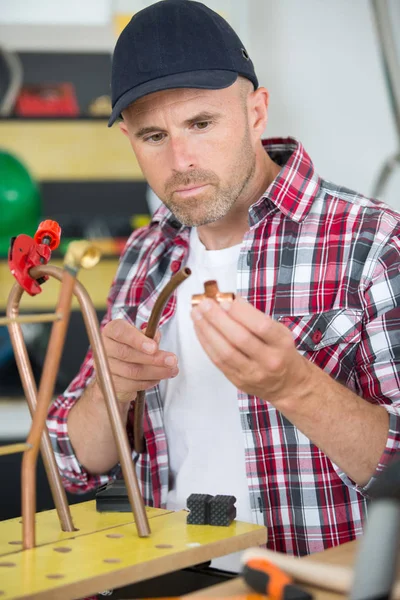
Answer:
47;401;121;494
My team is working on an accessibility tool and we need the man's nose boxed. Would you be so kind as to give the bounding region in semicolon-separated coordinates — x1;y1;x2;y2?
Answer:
168;135;196;171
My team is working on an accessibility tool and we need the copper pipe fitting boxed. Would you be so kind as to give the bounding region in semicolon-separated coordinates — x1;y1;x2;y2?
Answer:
134;267;191;454
191;280;235;306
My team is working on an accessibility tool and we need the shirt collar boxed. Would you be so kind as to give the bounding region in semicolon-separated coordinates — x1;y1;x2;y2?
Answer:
150;136;321;236
250;137;321;225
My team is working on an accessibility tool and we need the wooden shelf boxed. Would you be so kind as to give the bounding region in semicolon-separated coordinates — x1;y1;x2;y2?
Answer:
0;120;144;181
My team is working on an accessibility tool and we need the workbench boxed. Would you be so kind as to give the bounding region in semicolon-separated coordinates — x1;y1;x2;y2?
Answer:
0;500;266;600
185;539;400;600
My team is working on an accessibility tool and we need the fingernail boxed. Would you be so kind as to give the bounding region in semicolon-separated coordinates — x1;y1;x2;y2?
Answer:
199;299;213;312
192;308;202;321
220;301;231;311
142;341;156;353
164;355;177;366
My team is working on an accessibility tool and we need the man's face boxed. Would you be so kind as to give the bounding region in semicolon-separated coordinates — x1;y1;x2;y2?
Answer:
120;81;257;227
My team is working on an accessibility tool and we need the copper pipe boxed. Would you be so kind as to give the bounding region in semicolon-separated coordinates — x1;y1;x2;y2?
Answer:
191;279;235;307
0;443;32;457
8;241;102;548
21;269;76;549
7;284;75;537
134;267;191;454
31;265;150;537
0;313;61;325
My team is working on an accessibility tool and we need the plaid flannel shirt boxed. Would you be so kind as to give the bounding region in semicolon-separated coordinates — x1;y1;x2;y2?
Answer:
48;137;400;556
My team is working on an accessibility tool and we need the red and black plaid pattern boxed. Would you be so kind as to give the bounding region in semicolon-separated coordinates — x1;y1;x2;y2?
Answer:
48;138;400;556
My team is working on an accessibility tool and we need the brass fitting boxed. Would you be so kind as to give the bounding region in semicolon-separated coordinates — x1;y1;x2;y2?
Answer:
64;240;101;272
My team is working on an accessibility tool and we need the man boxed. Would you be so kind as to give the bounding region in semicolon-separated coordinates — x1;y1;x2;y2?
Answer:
48;0;400;558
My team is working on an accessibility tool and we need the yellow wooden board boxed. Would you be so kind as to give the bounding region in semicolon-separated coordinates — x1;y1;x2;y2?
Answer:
0;258;118;311
0;500;172;557
0;121;144;181
0;509;267;600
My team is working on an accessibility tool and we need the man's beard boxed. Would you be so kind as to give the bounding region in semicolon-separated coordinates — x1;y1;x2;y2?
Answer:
160;133;256;227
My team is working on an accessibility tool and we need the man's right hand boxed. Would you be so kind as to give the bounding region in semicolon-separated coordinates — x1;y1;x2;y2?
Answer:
97;319;179;404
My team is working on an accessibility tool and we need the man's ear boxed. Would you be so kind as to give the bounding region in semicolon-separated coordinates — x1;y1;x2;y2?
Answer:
249;87;269;141
119;120;129;137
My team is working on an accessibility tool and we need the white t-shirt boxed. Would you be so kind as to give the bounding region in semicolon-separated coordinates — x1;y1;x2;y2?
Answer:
159;228;253;571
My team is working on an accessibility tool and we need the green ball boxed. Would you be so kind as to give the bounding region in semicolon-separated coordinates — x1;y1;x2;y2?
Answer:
0;151;42;257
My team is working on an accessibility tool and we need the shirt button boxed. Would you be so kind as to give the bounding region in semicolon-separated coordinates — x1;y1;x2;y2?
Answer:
312;329;323;344
171;260;181;273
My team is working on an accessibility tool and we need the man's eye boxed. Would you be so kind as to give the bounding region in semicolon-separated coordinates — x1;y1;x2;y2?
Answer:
145;133;165;143
194;121;210;130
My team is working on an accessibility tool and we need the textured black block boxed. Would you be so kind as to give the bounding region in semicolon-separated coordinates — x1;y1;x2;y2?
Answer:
209;495;237;526
186;493;213;525
95;479;131;512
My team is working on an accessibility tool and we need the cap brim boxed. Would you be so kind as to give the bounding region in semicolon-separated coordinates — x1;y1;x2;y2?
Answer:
108;70;238;126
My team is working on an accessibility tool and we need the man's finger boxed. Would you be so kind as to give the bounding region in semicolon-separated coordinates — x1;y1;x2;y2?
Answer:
104;337;177;367
104;319;158;353
221;297;292;346
192;312;252;376
191;299;266;359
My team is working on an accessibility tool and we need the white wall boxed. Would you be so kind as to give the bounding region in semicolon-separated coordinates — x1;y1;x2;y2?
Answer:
248;0;399;207
1;0;399;208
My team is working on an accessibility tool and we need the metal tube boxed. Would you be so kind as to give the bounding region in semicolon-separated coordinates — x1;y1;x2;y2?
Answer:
134;267;191;454
0;443;32;457
31;265;150;537
0;313;61;325
21;270;76;549
371;0;400;141
6;284;75;537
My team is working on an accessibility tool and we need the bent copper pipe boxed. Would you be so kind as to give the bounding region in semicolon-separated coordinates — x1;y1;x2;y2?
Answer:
30;264;150;538
134;267;191;453
20;268;77;549
7;284;76;540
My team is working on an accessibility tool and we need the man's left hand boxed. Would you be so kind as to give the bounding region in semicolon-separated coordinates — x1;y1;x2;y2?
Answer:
191;296;311;405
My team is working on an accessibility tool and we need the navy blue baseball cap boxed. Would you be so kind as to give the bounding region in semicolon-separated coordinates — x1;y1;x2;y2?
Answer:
108;0;258;126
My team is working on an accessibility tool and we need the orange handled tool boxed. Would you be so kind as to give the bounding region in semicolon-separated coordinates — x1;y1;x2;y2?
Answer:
242;556;313;600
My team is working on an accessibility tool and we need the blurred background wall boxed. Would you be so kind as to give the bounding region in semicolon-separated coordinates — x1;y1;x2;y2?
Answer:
1;0;399;205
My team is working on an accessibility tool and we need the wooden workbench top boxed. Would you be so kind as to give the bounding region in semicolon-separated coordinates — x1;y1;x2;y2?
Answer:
185;539;400;600
0;501;267;600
